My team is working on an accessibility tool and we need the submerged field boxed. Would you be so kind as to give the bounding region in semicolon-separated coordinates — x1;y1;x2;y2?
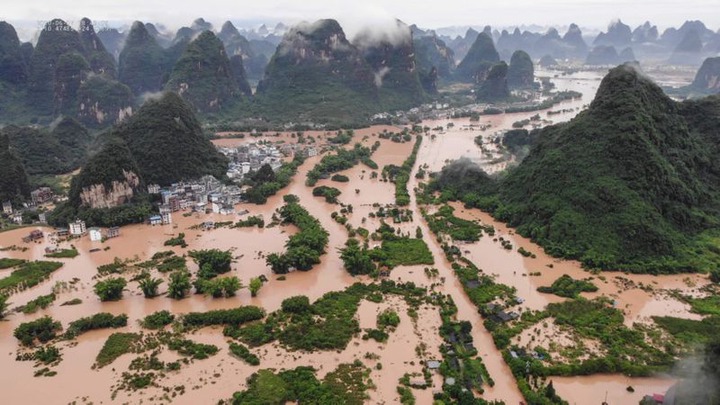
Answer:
0;69;712;405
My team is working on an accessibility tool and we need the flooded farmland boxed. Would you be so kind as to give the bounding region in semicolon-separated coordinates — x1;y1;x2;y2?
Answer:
0;69;705;404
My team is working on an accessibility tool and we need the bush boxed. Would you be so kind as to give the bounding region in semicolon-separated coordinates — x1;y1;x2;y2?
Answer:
195;276;242;298
249;277;263;297
94;277;127;301
537;274;598;298
377;309;400;328
182;306;265;327
340;239;375;276
167;338;218;359
14;316;62;346
141;310;175;329
164;233;187;248
331;174;349;182
65;313;128;338
95;332;141;367
312;186;342;204
190;249;233;278
281;296;311;314
20;293;56;314
229;342;260;365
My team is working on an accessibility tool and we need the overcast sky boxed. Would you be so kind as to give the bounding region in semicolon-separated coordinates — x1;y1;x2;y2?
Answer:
5;0;720;39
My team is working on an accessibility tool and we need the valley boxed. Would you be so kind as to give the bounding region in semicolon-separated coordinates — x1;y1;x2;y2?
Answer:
1;67;714;405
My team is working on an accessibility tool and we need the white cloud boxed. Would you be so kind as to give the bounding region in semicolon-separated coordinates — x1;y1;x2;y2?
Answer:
4;0;720;42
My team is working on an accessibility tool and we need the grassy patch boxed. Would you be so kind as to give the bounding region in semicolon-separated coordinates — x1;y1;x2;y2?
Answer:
537;274;599;298
0;261;63;295
44;248;79;258
95;332;142;368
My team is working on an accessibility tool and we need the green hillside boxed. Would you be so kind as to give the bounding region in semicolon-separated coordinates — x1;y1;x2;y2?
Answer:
433;64;720;273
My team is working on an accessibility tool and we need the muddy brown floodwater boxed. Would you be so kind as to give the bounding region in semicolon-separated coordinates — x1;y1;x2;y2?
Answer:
0;70;702;404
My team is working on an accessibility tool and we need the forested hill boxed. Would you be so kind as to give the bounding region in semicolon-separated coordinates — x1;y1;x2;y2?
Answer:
432;64;720;273
108;92;228;186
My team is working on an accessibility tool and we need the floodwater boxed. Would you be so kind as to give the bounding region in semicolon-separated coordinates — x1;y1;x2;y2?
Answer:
0;70;704;404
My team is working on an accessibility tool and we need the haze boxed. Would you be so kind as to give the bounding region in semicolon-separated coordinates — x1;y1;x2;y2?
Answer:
5;0;720;40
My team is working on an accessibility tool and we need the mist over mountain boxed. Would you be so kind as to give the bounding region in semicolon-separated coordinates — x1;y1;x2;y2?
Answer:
165;31;246;112
118;21;168;94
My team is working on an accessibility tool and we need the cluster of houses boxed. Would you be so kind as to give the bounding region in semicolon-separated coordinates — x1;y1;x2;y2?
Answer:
146;175;244;226
2;187;61;226
220;143;285;181
219;142;318;181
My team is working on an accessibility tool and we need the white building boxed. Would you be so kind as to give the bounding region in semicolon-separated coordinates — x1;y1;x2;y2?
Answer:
89;227;102;242
69;219;87;236
161;211;172;225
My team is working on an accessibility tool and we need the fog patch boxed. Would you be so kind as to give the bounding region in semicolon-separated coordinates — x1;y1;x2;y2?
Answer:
138;91;167;104
352;19;411;50
374;66;391;87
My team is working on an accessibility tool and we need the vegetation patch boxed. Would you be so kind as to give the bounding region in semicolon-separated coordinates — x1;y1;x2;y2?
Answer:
167;338;218;360
229;342;260;365
537;274;599;298
244;156;305;204
0;258;26;269
95;332;143;368
65;313;128;339
182;306;265;328
19;292;56;314
14;316;62;346
312;185;342;204
0;261;63;295
44;248;79;258
141;310;175;330
94;277;127;301
424;204;492;242
234;215;265;228
230;361;372;405
370;222;434;268
266;199;329;274
382;135;422;206
164;233;188;248
306;144;374;186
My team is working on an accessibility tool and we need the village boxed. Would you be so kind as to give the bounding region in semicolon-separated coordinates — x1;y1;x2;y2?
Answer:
1;141;323;251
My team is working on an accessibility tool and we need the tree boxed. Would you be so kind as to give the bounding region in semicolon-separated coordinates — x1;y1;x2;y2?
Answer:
252;163;276;184
138;277;163;298
249;277;263;297
710;269;720;284
415;226;423;239
545;380;557;400
267;253;290;274
339;239;375;276
195;276;242;298
0;295;9;319
168;271;192;299
94;277;127;301
190;249;233;278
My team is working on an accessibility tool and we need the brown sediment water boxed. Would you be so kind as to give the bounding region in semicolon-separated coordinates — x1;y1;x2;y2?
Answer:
552;374;676;405
450;204;708;324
